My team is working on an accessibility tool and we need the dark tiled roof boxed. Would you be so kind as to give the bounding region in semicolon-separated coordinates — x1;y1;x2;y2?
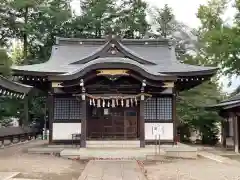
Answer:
11;37;217;77
207;93;240;110
0;76;32;96
49;57;177;81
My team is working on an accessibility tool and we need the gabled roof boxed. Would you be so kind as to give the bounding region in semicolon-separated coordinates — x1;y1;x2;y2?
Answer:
206;93;240;110
11;36;218;78
0;76;33;98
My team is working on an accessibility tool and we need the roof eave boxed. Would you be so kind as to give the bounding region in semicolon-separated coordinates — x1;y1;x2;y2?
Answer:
0;76;33;94
161;68;218;77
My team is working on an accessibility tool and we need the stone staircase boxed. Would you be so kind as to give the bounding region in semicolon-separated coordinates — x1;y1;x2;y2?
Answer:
86;140;140;148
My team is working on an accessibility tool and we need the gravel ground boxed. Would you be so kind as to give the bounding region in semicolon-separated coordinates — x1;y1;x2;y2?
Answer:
0;140;86;180
145;158;240;180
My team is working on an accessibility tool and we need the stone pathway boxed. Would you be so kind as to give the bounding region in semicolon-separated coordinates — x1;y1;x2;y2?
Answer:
78;160;146;180
0;172;41;180
0;172;20;180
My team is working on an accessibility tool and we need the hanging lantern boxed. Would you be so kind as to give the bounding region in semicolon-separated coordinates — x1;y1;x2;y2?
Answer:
102;99;105;107
126;99;129;107
93;99;96;106
97;99;101;107
90;99;92;105
107;101;110;107
116;99;119;106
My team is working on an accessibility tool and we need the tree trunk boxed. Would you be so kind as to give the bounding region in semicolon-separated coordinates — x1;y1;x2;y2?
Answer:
23;6;29;64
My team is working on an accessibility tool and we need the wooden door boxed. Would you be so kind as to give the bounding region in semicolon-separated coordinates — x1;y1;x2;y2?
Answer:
124;110;138;139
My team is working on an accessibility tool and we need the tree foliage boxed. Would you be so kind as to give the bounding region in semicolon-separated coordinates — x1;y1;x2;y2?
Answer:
196;0;240;76
0;48;11;76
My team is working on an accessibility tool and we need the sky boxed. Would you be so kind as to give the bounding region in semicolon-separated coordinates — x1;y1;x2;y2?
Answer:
70;0;239;93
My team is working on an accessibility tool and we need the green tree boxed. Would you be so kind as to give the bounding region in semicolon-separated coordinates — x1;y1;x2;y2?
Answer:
0;0;72;64
150;4;199;59
196;0;240;76
0;48;12;76
177;80;224;144
116;0;149;38
73;0;117;38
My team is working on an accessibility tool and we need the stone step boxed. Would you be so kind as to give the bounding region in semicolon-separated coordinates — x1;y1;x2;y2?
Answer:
86;140;140;144
10;178;41;180
86;141;140;148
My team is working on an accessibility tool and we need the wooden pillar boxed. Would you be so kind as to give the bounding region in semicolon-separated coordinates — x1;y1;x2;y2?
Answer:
80;99;87;148
48;92;54;144
80;80;87;148
23;95;28;127
172;89;177;145
221;119;227;148
140;99;145;148
233;115;239;153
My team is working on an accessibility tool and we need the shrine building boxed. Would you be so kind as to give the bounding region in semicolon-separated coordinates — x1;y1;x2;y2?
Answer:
10;36;217;147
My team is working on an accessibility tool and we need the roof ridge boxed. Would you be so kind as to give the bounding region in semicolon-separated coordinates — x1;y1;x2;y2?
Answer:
55;36;170;46
70;39;156;65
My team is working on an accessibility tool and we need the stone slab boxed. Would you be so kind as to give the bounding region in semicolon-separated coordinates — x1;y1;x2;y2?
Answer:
0;172;19;180
9;178;41;180
78;160;146;180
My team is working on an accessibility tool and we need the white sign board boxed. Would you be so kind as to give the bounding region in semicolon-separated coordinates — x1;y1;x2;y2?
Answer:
152;124;164;136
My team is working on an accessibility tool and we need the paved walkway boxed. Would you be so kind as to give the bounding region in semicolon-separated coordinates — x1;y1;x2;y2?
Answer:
78;160;146;180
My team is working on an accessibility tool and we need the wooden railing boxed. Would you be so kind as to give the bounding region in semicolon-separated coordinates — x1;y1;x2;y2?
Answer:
0;126;40;148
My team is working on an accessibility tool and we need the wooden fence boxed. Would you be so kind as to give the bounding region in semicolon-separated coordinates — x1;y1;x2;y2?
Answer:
0;126;40;147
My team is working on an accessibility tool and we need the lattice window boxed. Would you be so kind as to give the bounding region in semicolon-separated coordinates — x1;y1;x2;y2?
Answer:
156;97;172;120
69;98;82;119
144;97;156;120
54;98;70;120
54;97;82;120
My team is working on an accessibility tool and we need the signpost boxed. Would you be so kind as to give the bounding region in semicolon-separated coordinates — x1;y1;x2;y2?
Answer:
152;124;164;155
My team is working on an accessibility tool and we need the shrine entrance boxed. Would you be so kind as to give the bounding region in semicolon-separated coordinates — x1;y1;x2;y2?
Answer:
87;106;139;140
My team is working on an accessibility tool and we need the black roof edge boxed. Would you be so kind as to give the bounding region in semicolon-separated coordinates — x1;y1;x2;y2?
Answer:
49;62;177;81
0;76;33;94
164;68;218;76
12;69;63;77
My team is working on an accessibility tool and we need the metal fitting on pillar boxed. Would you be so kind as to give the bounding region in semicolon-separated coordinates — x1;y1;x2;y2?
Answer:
141;80;146;101
80;79;84;87
142;79;146;87
80;79;86;100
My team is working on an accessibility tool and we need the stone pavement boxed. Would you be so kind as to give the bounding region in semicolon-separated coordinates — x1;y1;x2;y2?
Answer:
0;172;19;180
78;160;146;180
0;172;41;180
